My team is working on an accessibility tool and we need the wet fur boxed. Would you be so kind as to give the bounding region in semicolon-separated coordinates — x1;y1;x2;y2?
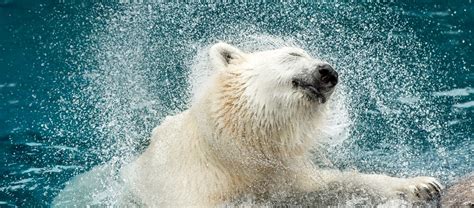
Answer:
120;43;443;207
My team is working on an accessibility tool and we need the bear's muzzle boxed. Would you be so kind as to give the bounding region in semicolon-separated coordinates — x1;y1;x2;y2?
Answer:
291;63;338;104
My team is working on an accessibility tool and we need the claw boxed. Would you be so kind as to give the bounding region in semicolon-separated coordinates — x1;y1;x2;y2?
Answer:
420;184;433;199
403;177;444;202
430;181;443;193
413;186;421;198
427;182;441;198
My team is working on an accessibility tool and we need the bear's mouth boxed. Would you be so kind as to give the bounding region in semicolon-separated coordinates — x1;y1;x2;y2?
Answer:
292;79;327;104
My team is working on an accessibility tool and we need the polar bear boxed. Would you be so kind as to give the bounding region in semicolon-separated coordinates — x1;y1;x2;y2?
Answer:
120;42;443;207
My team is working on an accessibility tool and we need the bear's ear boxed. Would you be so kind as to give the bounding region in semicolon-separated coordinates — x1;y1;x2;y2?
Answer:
209;42;246;70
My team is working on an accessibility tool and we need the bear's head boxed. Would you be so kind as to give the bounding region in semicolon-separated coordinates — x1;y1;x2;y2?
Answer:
199;42;340;164
209;42;338;113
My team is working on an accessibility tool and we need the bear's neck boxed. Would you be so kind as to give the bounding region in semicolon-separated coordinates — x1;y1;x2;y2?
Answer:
197;71;322;172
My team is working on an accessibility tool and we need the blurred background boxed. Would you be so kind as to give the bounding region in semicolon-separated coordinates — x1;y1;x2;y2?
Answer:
0;1;472;206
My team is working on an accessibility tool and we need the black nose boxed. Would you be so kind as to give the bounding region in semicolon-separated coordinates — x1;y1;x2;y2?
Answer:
318;64;338;87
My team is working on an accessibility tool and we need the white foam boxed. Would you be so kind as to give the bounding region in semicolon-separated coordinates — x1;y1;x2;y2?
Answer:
453;101;474;108
22;168;43;174
12;178;33;184
434;87;474;97
398;95;420;104
25;142;43;146
21;166;80;174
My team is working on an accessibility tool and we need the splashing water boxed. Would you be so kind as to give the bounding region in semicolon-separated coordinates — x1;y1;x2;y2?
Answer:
1;2;471;206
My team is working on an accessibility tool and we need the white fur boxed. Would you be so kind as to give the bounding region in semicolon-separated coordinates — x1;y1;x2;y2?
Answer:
120;43;443;207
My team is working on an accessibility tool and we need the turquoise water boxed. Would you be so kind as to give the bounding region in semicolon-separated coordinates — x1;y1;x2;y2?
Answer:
0;1;472;206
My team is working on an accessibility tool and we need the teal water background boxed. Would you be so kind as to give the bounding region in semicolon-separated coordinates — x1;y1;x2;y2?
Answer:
0;1;473;206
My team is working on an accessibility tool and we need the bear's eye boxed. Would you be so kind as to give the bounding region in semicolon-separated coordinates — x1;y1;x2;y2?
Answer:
223;52;233;63
289;52;303;57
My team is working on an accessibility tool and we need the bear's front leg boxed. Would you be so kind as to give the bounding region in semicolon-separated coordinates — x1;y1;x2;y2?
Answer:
296;169;443;204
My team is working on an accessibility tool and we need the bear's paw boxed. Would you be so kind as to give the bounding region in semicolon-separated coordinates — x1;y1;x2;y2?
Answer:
396;177;443;202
